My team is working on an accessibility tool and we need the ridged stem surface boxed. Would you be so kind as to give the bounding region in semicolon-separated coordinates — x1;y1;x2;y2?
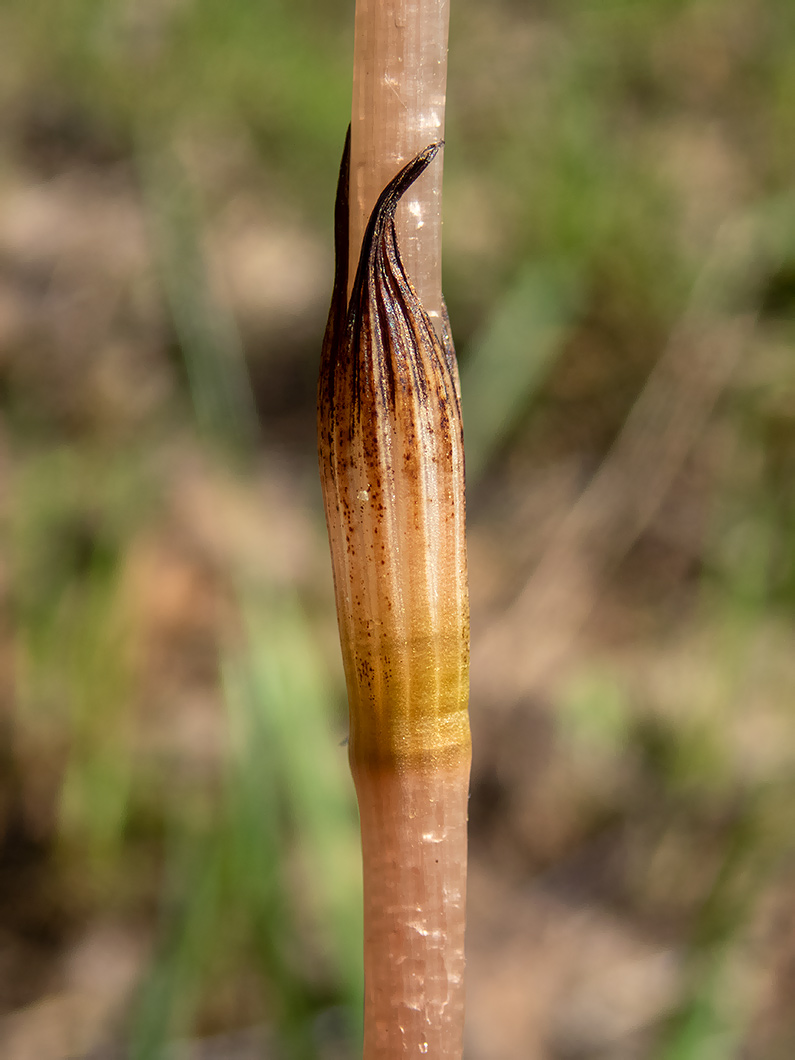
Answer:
319;139;469;1060
352;759;469;1059
349;0;450;330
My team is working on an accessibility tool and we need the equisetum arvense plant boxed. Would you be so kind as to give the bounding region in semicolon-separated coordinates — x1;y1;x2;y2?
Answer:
318;1;469;1057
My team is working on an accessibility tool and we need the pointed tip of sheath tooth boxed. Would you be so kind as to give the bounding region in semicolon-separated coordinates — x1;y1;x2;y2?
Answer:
354;141;445;286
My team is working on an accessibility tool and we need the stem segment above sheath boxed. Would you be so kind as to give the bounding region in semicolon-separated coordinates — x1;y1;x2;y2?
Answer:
349;0;451;330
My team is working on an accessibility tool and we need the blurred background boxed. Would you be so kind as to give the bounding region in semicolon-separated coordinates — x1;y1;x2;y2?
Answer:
0;0;793;1057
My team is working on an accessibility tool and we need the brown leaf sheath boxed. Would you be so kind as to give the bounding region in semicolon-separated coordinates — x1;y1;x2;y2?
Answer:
319;134;471;1058
319;133;470;774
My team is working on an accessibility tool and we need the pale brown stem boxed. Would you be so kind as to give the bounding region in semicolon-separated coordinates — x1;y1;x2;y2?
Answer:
349;0;450;329
352;758;470;1059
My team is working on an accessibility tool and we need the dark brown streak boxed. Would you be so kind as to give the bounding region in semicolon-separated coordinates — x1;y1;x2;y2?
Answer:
379;218;434;408
319;128;351;420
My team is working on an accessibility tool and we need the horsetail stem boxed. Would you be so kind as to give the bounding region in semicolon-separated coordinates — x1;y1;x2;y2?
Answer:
318;134;470;1058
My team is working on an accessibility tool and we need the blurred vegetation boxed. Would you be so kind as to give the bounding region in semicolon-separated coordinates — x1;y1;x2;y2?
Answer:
0;0;793;1058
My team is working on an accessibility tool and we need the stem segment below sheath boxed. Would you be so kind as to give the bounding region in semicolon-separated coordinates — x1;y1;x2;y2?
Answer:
353;761;469;1059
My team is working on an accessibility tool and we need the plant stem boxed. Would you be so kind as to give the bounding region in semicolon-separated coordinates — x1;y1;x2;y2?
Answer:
319;137;470;1057
349;0;450;331
352;762;469;1059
